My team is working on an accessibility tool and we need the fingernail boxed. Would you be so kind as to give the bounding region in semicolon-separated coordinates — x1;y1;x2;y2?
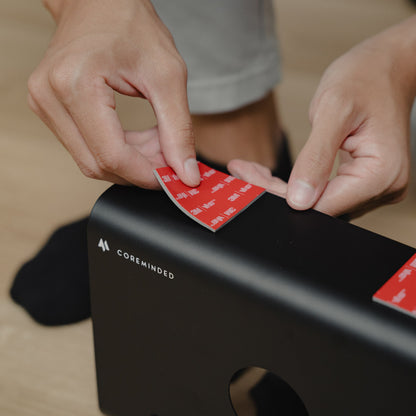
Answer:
184;158;200;186
289;179;316;209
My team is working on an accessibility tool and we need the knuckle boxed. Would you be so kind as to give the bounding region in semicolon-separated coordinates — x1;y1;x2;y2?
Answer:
75;157;103;180
48;59;80;98
79;164;101;180
48;60;100;105
169;55;187;78
178;57;188;78
27;71;46;105
315;86;356;123
308;98;318;123
48;62;70;94
389;170;409;202
27;92;40;114
178;121;195;146
158;56;187;85
95;151;120;173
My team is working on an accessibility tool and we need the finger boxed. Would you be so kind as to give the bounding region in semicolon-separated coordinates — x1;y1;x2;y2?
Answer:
27;83;128;185
54;75;160;189
287;104;357;211
227;159;288;198
313;175;366;218
149;61;200;187
125;128;167;168
313;156;406;218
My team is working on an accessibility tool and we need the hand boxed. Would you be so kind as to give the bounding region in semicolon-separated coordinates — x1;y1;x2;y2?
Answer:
229;17;416;218
28;0;200;189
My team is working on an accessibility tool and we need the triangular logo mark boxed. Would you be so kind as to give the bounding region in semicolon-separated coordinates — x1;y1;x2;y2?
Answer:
98;238;110;252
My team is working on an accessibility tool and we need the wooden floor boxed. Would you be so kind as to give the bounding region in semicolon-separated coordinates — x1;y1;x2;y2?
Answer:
1;0;415;415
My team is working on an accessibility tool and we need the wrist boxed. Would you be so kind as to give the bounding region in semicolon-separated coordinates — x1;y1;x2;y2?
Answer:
42;0;153;24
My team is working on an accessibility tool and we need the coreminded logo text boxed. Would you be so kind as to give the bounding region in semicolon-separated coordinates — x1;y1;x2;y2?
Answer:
97;238;174;279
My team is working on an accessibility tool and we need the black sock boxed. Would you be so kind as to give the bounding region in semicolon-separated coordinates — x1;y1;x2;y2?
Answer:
9;134;293;326
10;218;90;326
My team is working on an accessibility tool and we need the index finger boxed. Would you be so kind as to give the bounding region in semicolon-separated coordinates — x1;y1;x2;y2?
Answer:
149;61;200;187
62;77;160;189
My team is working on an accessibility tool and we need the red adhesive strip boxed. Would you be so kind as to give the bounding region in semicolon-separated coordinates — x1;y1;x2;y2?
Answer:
373;253;416;318
154;162;265;232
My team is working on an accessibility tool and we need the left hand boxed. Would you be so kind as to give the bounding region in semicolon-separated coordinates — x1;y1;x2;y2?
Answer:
229;17;416;218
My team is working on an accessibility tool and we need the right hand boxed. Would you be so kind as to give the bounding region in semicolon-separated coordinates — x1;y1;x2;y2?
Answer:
28;0;200;188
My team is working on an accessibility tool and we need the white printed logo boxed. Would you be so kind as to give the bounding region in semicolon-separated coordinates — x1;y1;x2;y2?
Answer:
398;268;412;282
392;289;406;304
98;238;110;252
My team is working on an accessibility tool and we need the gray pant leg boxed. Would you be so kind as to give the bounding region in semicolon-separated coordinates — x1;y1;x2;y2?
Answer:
152;0;281;114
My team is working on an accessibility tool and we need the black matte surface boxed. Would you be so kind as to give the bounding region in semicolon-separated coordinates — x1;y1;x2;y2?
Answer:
88;185;416;415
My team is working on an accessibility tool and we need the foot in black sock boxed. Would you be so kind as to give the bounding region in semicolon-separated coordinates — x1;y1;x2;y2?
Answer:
9;134;292;326
10;218;90;326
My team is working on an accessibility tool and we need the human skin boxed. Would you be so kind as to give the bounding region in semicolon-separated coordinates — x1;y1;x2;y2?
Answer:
193;91;282;171
229;15;416;218
28;0;200;189
29;0;284;190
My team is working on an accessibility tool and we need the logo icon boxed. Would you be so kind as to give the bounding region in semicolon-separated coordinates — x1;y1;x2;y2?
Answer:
98;238;110;252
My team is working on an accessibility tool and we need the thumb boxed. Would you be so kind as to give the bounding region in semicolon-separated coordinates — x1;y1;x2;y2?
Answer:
150;66;200;187
287;116;347;211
